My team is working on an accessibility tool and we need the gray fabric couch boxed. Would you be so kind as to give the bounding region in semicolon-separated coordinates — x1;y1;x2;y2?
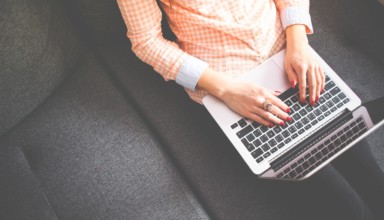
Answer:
0;0;383;219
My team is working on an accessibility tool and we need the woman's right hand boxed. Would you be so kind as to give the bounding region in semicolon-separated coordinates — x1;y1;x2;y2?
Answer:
198;67;292;127
218;80;292;127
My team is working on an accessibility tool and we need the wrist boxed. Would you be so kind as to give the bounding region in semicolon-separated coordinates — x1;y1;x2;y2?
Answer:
197;68;230;99
286;24;308;50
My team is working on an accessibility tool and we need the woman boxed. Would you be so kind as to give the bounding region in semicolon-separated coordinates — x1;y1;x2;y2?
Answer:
117;0;384;219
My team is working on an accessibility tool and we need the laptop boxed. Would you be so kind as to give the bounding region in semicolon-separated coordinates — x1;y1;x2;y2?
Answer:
203;48;384;181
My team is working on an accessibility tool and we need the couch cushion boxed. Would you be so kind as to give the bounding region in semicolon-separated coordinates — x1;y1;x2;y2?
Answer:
0;0;83;136
7;55;209;219
0;137;58;220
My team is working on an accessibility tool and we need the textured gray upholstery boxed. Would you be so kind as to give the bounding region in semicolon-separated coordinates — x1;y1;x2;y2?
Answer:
0;0;83;136
5;55;208;219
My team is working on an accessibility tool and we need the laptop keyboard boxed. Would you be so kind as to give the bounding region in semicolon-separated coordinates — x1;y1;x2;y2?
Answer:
276;116;368;179
231;75;350;164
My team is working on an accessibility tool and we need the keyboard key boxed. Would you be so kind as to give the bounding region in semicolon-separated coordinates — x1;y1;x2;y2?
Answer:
261;144;270;152
292;104;300;111
331;135;337;141
283;167;291;174
326;101;334;108
256;157;264;163
311;148;318;154
308;113;316;120
321;147;329;155
288;127;297;134
311;119;318;126
260;134;268;142
252;148;263;158
320;105;328;112
277;143;285;148
277;172;284;178
284;138;292;144
325;75;330;82
293;113;301;120
319;96;326;103
238;119;247;128
292;133;298;139
340;134;347;142
305;106;314;112
357;117;363;123
251;122;260;129
236;125;253;138
314;109;322;116
324;111;331;117
302;161;310;169
253;139;262;148
245;143;255;152
358;122;365;130
298;158;305;164
231;123;238;129
273;126;282;134
295;122;304;129
324;93;332;100
318;115;325;121
267;130;275;138
336;103;343;108
346;130;353;138
324;81;335;90
330;87;341;95
301;117;310;125
298;129;305;135
241;138;249;146
338;92;346;100
260;126;269;133
332;96;341;104
285;100;293;106
299;109;308;116
315;152;322;160
270;147;278;153
253;129;262;137
268;139;277;147
246;133;255;142
304;124;312;130
343;98;350;104
304;153;311;159
328;143;336;151
282;130;290;138
275;134;284;143
350;121;357;127
330;107;337;112
263;152;271;158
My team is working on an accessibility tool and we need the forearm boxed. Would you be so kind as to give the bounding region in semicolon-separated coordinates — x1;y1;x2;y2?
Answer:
285;24;308;50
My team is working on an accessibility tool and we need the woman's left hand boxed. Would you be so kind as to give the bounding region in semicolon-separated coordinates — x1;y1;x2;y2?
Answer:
284;25;325;106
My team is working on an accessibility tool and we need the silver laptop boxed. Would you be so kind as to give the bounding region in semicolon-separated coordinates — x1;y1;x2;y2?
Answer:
203;48;384;181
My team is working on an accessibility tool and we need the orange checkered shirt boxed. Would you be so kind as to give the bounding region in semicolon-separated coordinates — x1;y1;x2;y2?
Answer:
117;0;313;104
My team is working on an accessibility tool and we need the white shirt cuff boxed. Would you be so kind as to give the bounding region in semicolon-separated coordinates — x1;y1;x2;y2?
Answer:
176;55;209;91
280;6;314;33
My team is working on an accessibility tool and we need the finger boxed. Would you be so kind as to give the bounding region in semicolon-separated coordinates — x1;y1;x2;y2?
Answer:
245;111;272;127
267;93;291;114
285;64;298;88
307;67;317;106
266;100;292;122
253;106;286;126
297;65;307;103
315;67;322;102
319;67;325;93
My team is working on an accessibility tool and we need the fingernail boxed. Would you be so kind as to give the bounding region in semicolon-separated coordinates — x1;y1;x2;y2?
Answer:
280;122;286;126
316;96;319;102
286;107;291;113
301;99;306;103
311;100;315;106
275;90;282;93
291;81;296;88
286;116;292;121
321;88;325;94
269;123;274;128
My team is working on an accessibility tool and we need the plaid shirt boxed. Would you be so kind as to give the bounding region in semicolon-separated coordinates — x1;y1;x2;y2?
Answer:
117;0;313;103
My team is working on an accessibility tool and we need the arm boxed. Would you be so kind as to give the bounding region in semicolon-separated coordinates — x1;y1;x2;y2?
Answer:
274;0;324;106
117;0;208;91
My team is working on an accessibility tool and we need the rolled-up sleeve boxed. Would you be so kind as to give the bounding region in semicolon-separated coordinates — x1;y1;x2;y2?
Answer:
117;0;208;90
273;0;313;33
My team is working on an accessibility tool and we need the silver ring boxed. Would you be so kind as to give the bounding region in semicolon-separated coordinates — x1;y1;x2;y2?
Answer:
263;99;273;112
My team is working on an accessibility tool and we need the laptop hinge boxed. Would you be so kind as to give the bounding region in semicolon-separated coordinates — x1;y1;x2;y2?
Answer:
270;109;353;172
